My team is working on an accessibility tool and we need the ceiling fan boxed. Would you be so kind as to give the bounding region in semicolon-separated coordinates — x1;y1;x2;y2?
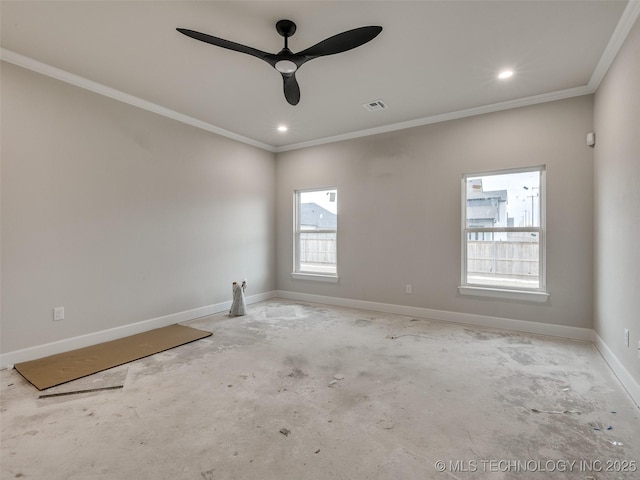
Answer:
177;20;382;106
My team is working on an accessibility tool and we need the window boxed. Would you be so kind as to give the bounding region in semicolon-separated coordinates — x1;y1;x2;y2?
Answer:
460;166;548;302
293;188;338;281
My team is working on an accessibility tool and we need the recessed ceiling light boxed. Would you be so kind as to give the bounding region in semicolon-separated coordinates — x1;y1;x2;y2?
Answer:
277;125;288;133
498;70;514;80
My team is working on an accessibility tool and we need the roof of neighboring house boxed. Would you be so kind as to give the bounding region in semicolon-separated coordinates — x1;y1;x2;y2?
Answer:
467;189;508;201
300;203;337;229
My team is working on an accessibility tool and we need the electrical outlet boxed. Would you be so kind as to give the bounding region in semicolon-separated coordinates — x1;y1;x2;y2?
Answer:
405;284;412;294
624;328;629;347
53;307;65;321
637;341;640;359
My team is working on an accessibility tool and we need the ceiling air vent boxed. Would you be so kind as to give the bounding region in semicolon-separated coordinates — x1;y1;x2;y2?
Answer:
362;100;387;112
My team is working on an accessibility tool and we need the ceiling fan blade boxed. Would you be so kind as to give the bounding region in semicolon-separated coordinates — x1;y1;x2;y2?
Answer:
177;28;276;66
298;26;382;60
282;74;301;106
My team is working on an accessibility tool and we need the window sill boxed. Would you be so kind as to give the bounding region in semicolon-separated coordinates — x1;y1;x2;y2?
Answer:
291;272;339;283
458;285;550;303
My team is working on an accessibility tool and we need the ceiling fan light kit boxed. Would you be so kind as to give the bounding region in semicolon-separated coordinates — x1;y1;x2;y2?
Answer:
177;19;382;106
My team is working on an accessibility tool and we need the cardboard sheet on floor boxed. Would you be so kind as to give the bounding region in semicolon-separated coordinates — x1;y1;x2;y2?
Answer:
14;324;212;390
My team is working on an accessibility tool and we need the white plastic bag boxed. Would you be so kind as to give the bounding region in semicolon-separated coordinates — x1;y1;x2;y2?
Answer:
229;280;247;316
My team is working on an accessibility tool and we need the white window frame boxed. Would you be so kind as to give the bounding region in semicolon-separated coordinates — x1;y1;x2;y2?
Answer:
291;187;339;282
458;166;549;303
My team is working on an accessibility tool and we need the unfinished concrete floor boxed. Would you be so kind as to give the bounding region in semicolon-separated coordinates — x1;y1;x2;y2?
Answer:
2;299;639;479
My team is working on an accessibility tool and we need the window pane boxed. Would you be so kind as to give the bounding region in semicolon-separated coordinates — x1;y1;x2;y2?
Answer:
299;232;337;274
466;231;540;289
296;188;337;275
466;171;540;228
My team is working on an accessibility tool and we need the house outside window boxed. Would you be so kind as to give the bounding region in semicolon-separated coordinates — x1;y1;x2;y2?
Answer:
293;188;338;281
460;166;548;302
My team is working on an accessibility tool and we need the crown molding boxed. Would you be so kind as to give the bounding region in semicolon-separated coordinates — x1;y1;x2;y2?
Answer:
588;0;640;91
274;85;593;152
0;49;593;154
0;48;276;153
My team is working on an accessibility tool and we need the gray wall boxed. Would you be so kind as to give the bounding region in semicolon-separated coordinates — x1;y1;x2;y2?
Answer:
277;96;594;329
594;18;640;383
1;63;276;354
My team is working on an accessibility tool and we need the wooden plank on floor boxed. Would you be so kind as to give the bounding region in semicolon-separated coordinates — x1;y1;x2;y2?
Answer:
15;324;212;390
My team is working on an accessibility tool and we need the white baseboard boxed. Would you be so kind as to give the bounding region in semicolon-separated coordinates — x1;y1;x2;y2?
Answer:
593;332;640;407
5;289;638;408
276;290;594;341
0;290;277;368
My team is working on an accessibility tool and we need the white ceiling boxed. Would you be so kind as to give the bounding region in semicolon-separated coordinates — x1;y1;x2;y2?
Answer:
2;1;638;152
